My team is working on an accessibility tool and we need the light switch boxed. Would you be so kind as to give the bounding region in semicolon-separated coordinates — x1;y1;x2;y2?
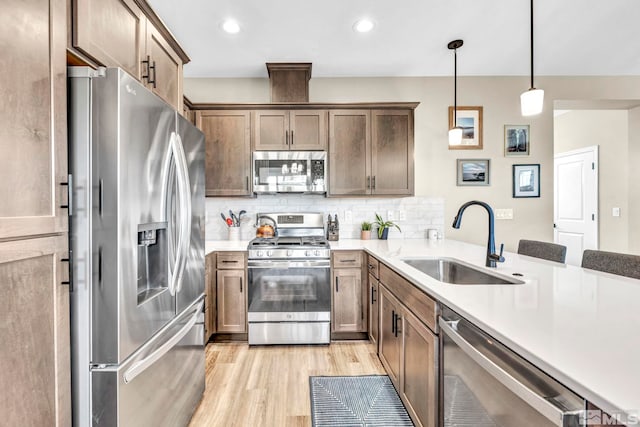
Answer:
387;210;395;221
612;207;621;217
495;209;514;220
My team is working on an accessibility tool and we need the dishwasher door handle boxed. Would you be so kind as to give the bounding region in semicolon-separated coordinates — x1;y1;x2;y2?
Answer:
439;318;581;427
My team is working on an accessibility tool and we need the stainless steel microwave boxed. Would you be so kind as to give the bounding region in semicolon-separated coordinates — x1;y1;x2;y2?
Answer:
252;151;326;194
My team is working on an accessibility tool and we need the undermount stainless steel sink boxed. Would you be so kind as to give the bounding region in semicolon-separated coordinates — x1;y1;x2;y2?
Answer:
402;258;524;285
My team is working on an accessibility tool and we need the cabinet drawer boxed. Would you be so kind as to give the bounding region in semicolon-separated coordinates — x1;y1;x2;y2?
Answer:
216;252;246;269
379;263;437;333
366;255;379;278
332;251;362;268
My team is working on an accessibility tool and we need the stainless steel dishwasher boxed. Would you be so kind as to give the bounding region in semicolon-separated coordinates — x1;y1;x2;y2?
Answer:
439;306;586;427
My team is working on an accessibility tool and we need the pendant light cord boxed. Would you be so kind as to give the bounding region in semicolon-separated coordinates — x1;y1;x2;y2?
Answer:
530;0;534;89
454;47;458;123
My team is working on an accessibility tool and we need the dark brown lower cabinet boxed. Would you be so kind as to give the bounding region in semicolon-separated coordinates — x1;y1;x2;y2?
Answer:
216;269;247;333
368;274;379;346
378;281;437;427
0;235;70;426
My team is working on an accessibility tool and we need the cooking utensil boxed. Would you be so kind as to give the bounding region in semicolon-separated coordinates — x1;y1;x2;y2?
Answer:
226;217;233;227
220;212;229;225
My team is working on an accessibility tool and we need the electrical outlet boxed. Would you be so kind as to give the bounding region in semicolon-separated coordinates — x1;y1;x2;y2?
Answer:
387;210;395;221
398;210;406;221
344;210;353;223
612;207;621;217
495;209;514;220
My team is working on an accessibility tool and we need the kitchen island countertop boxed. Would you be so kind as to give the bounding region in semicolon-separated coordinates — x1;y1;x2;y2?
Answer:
205;238;639;421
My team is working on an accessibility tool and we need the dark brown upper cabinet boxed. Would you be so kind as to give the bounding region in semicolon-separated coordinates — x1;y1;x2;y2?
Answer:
253;110;327;151
328;109;414;196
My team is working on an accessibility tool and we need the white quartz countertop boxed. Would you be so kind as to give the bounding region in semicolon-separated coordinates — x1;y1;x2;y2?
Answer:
205;238;639;420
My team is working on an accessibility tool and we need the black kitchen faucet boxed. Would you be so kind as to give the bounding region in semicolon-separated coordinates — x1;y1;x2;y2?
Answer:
452;200;505;268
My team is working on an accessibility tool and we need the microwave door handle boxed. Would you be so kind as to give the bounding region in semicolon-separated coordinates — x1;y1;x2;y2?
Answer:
438;319;580;427
123;300;203;384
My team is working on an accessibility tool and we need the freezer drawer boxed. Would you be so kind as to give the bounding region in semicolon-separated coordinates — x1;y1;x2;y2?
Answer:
91;300;205;427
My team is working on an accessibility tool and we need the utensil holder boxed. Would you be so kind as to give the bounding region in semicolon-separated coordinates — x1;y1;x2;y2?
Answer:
228;227;240;241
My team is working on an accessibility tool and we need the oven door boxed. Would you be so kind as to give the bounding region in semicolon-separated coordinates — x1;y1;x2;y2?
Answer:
247;259;331;321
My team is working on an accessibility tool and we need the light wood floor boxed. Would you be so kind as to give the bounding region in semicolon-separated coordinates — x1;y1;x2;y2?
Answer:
188;341;385;427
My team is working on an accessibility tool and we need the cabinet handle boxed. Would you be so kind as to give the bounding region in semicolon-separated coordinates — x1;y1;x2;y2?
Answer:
391;310;396;334
368;264;375;270
285;130;289;145
60;175;72;213
367;176;371;189
335;277;339;292
372;176;376;190
61;255;73;292
371;287;376;304
246;176;249;190
240;277;243;293
291;130;294;145
221;260;238;263
340;259;356;263
150;60;157;88
395;313;401;337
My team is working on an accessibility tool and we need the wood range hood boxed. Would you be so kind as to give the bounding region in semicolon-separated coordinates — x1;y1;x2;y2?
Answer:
266;62;312;103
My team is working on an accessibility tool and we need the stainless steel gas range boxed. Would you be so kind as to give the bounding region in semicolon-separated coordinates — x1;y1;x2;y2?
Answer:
247;212;331;345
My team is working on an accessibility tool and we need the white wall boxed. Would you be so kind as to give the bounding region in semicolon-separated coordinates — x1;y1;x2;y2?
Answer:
186;76;640;250
629;107;640;254
554;110;629;253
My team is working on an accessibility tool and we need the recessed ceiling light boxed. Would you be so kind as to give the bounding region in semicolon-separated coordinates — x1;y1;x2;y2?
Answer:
222;19;240;34
353;19;374;33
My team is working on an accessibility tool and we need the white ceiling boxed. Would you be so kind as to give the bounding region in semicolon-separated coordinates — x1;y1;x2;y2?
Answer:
148;0;640;78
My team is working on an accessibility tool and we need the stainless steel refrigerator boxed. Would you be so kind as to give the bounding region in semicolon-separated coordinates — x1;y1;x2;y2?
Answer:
68;67;205;427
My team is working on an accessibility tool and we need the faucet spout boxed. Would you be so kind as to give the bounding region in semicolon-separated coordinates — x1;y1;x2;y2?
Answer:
452;200;503;267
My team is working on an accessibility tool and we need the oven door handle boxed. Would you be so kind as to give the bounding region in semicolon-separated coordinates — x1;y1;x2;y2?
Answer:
248;261;330;269
439;318;582;427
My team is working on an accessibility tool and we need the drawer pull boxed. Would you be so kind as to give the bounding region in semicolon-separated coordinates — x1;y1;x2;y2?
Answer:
221;260;239;263
340;259;356;263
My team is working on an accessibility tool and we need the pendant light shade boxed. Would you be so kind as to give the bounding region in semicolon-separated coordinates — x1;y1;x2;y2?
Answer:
448;39;464;146
521;88;544;116
521;0;544;116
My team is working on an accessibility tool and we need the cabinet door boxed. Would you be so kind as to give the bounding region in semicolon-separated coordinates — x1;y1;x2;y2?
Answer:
197;111;252;196
328;110;371;195
371;110;414;195
378;285;401;387
400;309;437;427
332;268;364;332
290;110;327;150
368;275;379;347
1;0;68;240
216;270;247;333
73;0;144;80
0;235;70;426
144;19;183;110
253;110;289;150
205;253;216;340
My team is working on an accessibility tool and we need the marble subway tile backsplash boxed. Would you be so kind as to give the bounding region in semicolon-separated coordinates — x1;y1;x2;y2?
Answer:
206;195;444;241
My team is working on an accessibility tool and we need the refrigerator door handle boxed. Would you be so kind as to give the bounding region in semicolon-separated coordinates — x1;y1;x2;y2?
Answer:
123;300;203;384
162;132;180;296
173;133;192;294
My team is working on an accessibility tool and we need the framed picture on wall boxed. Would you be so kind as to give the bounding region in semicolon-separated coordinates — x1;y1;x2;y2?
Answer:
448;106;483;150
513;164;540;197
457;159;490;186
504;125;530;156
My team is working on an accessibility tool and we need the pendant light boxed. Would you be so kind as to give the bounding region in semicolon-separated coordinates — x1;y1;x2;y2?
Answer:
521;0;544;116
448;39;464;146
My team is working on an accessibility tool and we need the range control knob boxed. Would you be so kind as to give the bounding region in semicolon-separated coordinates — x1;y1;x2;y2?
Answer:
256;250;264;257
314;250;320;256
286;250;293;257
266;250;273;257
305;250;312;257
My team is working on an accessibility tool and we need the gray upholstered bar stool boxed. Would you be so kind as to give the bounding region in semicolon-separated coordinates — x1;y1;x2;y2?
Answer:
581;250;640;280
517;239;567;263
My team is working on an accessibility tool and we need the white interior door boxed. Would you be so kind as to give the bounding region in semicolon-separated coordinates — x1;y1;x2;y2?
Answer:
554;146;599;266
